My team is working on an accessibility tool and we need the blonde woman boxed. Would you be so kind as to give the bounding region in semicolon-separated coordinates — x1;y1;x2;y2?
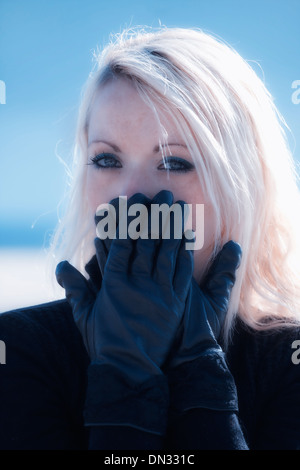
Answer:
1;27;300;450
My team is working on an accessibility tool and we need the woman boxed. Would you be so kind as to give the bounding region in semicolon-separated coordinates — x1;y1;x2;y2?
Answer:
1;26;300;450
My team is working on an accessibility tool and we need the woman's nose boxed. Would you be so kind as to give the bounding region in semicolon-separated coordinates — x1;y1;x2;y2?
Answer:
118;170;158;200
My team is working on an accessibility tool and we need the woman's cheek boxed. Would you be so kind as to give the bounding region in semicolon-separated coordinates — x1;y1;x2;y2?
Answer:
86;171;117;214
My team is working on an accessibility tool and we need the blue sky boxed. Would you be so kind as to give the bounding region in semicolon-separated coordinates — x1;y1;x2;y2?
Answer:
1;0;300;247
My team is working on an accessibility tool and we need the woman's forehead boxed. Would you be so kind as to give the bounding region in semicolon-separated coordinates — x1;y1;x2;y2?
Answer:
87;79;184;145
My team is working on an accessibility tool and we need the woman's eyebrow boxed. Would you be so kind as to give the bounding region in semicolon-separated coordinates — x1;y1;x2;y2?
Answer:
88;140;188;152
154;143;188;152
88;139;121;152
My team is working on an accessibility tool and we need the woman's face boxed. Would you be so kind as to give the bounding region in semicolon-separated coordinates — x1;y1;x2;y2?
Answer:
86;78;215;281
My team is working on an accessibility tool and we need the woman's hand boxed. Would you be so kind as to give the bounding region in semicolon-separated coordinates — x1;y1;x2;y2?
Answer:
56;190;193;384
166;240;242;369
164;240;242;416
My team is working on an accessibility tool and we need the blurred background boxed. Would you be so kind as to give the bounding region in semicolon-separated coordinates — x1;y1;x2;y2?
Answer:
1;0;300;312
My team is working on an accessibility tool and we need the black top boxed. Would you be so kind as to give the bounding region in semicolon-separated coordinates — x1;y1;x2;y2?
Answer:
0;298;300;450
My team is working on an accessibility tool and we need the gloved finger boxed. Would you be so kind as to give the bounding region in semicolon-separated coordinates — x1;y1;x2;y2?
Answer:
202;240;242;313
109;193;151;241
132;199;157;276
128;192;152;206
94;237;109;278
94;196;120;228
155;200;186;286
123;193;154;275
55;260;95;317
126;192;152;240
95;193;150;256
173;231;194;302
151;189;174;206
150;190;174;239
106;217;135;274
84;254;102;292
132;191;178;276
101;193;152;275
95;202;118;254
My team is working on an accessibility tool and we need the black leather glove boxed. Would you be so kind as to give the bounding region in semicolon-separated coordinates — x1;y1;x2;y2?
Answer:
56;190;193;383
84;194;126;293
165;240;242;414
56;190;194;435
167;240;242;367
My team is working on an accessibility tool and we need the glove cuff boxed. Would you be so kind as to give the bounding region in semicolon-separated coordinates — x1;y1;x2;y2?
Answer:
84;362;169;436
167;348;238;414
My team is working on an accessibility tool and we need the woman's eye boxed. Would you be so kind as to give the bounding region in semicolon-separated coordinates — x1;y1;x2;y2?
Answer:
89;153;122;169
158;157;194;173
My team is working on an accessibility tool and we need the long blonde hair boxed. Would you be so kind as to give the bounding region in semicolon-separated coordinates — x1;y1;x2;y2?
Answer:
50;26;300;347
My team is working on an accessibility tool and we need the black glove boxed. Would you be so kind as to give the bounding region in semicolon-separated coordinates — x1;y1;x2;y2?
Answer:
56;190;193;434
165;240;242;414
167;240;242;367
84;194;126;293
56;190;193;383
